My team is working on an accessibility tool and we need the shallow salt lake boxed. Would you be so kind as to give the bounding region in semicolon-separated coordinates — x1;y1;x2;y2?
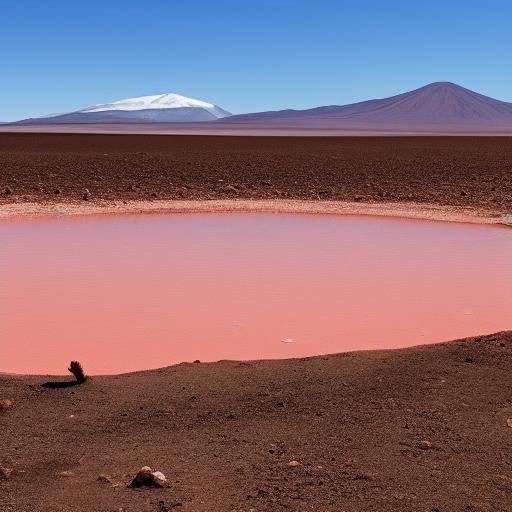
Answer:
1;212;511;375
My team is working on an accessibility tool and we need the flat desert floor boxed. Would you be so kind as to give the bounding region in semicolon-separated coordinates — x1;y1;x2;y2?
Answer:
1;134;511;216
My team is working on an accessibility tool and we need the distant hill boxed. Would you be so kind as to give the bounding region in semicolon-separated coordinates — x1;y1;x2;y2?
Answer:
219;82;512;133
14;93;232;124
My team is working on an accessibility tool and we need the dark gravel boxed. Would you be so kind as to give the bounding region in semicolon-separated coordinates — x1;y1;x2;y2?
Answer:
1;134;511;214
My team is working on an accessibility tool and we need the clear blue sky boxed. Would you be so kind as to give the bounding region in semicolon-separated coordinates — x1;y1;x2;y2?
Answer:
1;0;511;121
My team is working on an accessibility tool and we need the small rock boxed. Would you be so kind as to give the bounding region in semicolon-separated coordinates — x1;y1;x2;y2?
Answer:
506;418;512;428
417;440;433;450
82;189;91;201
224;185;238;194
287;460;301;467
465;357;474;363
0;399;14;411
354;195;364;201
53;188;61;195
4;186;13;196
57;470;74;477
0;465;13;480
353;472;373;481
128;466;169;488
157;500;182;511
97;474;114;484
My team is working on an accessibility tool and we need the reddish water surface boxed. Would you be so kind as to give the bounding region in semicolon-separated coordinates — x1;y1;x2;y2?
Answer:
1;213;511;375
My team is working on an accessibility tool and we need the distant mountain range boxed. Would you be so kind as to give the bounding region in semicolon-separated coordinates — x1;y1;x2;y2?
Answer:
15;93;232;124
9;83;512;133
219;82;512;132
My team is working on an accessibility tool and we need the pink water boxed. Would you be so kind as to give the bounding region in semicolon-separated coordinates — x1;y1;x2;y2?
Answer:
1;213;511;375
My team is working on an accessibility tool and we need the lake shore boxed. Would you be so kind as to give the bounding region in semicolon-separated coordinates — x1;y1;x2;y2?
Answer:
1;197;511;226
2;331;512;511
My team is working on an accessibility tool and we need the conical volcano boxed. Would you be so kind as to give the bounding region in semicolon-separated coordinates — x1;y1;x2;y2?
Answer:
222;82;512;133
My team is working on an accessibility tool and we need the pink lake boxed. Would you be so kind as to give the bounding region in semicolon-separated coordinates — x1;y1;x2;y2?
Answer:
1;213;511;375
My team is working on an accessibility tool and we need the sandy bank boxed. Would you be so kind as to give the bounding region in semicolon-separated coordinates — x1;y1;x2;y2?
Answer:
1;198;511;226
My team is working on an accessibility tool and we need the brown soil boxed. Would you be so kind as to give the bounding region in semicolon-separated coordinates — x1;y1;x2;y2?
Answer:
1;332;512;511
1;134;512;216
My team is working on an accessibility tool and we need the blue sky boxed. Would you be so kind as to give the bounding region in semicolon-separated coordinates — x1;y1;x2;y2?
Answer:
1;0;511;121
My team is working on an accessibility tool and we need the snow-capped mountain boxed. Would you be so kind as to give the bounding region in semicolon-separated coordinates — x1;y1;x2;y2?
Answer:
16;93;232;124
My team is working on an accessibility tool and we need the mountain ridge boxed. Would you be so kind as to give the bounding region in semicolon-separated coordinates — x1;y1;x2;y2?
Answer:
9;82;512;133
219;82;512;130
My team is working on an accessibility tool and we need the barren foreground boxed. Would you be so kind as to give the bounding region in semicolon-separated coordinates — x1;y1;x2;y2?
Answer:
1;134;512;217
1;332;512;511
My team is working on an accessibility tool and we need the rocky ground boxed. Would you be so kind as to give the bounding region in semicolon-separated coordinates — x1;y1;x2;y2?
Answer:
1;134;511;215
1;332;512;511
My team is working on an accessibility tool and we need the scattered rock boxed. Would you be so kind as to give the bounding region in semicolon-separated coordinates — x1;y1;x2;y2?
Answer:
353;472;374;481
417;440;433;450
465;357;474;363
97;474;114;485
0;465;13;480
82;189;91;201
53;188;61;195
224;184;238;194
57;470;74;477
4;186;13;196
506;418;512;428
0;399;14;411
157;500;183;511
354;195;364;201
128;466;170;488
287;460;301;467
